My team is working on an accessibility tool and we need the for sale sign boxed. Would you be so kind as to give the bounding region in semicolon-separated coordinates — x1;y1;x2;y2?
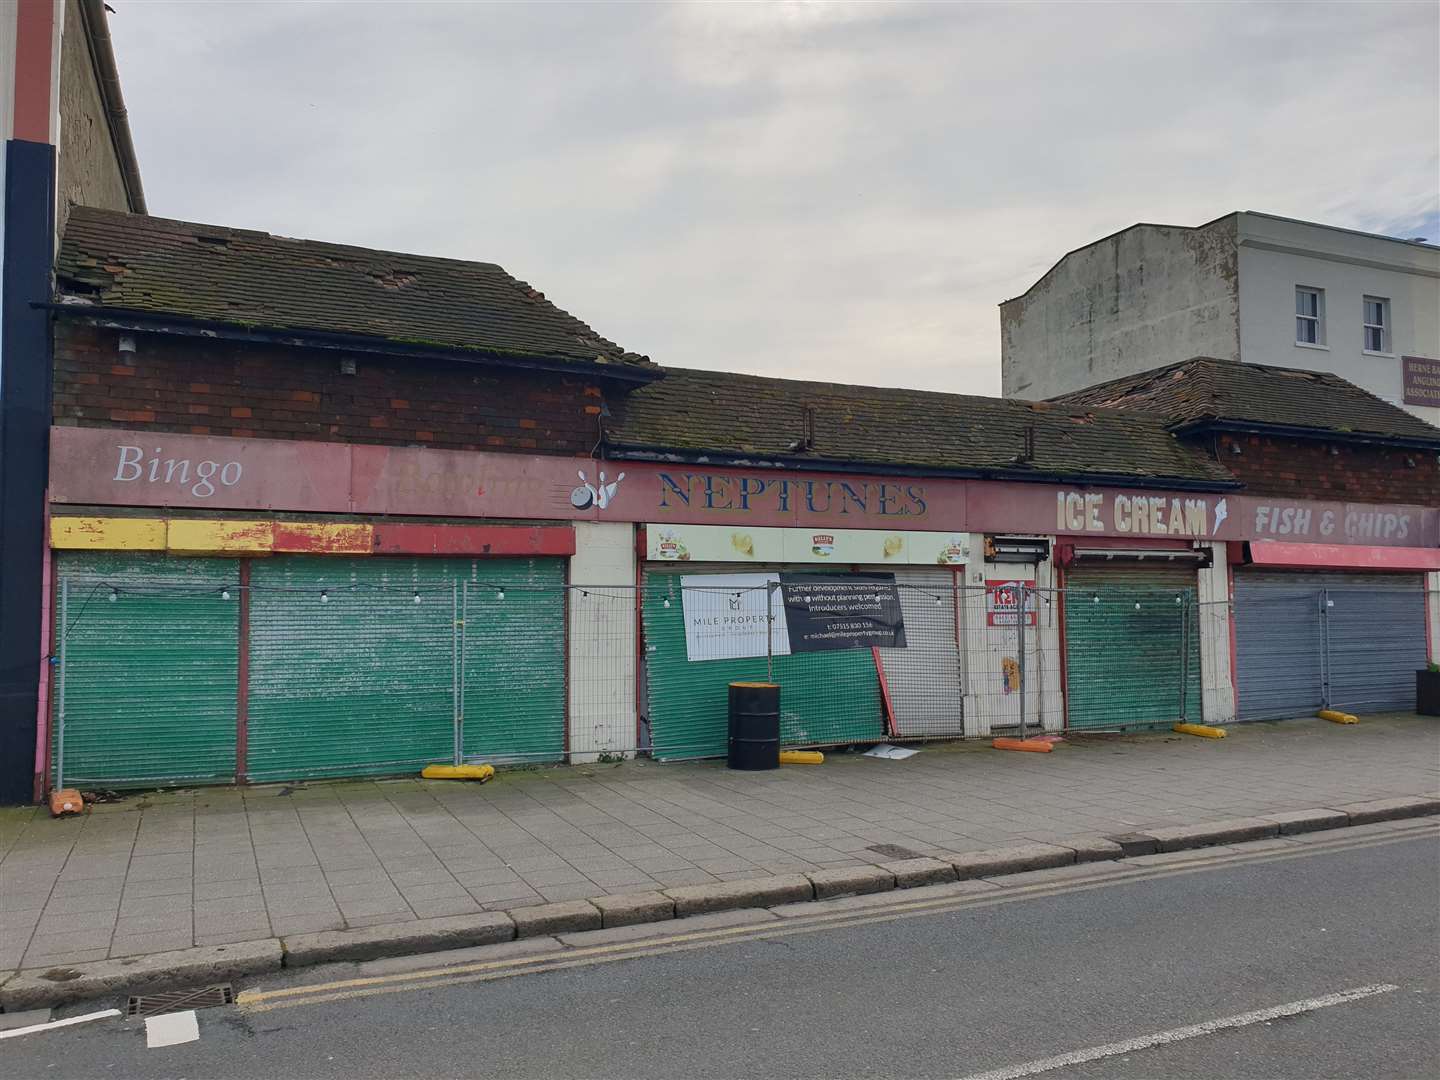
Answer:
986;579;1037;626
778;573;907;652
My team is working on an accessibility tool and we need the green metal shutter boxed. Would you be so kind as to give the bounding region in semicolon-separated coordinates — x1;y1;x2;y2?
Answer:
1063;564;1201;730
459;559;567;764
53;552;239;789
247;555;566;782
642;566;884;760
247;556;456;782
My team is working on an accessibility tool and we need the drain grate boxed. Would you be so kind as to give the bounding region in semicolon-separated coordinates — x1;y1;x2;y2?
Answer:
126;984;234;1018
867;843;925;860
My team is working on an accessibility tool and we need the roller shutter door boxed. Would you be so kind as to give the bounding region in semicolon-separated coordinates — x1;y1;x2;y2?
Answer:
247;556;564;782
1233;574;1324;720
1063;564;1201;730
1235;572;1425;720
642;565;884;760
875;567;964;737
52;552;239;789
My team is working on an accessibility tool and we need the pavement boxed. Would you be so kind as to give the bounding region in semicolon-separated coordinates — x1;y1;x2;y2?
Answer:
1;712;1437;979
3;822;1436;1079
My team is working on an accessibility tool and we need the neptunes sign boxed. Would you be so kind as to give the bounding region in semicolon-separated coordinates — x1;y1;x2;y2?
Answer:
1056;491;1225;536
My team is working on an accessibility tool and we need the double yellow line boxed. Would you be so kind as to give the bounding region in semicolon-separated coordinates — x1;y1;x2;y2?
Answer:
238;821;1436;1014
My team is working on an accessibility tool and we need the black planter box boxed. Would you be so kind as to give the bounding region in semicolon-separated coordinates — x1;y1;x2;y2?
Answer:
1419;670;1440;717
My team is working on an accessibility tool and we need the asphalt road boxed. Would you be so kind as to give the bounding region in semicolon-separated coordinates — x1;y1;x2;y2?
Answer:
5;822;1438;1080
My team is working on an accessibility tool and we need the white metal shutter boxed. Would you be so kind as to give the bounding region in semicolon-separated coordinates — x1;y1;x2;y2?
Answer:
875;567;964;737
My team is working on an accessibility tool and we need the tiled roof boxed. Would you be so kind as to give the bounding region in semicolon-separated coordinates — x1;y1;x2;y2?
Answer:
607;367;1238;486
1052;357;1440;444
55;207;650;372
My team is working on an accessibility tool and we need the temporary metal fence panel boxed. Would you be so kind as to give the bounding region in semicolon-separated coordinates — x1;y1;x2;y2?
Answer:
459;559;567;765
1234;573;1326;720
246;556;457;781
1062;567;1201;730
876;569;965;738
641;567;884;760
52;553;239;789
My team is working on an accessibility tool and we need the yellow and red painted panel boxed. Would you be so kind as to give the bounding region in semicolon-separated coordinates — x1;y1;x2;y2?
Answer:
50;516;571;558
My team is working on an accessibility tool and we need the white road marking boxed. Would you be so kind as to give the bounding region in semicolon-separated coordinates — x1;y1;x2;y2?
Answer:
0;1008;121;1040
958;983;1399;1080
144;1009;199;1049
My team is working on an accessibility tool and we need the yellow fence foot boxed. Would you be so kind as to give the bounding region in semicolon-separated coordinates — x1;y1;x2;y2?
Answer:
992;738;1053;753
1173;723;1227;739
1317;709;1359;725
779;750;825;765
421;763;496;781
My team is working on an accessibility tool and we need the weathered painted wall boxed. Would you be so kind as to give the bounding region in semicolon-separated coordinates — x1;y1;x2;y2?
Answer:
55;0;128;235
1000;217;1240;399
1235;213;1440;427
1197;541;1235;724
567;522;637;762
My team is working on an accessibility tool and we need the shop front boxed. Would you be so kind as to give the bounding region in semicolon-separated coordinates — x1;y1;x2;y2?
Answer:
639;525;969;759
37;425;1440;793
1055;542;1207;731
1230;540;1440;720
47;521;573;790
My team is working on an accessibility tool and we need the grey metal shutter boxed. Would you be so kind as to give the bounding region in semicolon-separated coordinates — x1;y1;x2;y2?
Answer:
1325;576;1426;714
1234;573;1325;721
1234;572;1426;719
876;567;964;737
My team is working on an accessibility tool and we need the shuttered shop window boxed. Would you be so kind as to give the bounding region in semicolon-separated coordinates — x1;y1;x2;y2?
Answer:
460;560;567;764
1234;572;1425;718
52;552;239;789
1062;565;1202;730
642;565;884;760
247;556;565;782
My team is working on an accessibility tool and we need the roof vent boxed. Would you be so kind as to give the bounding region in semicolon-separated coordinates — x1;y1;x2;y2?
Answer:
787;405;818;453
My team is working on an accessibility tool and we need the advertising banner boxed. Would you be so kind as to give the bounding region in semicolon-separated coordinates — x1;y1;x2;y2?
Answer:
778;573;907;652
680;573;790;662
646;524;970;565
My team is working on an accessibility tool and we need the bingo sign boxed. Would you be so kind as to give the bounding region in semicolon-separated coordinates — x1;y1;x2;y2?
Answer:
986;579;1036;627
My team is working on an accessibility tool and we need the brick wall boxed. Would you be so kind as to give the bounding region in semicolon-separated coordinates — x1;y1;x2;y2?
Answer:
1213;432;1440;504
53;321;608;455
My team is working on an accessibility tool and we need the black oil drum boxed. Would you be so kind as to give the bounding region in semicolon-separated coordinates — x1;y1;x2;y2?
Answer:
728;681;780;770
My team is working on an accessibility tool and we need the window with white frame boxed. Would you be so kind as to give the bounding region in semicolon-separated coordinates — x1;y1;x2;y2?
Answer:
1295;286;1324;345
1363;296;1389;353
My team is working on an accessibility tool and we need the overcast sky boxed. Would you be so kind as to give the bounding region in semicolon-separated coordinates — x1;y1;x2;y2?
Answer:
107;1;1439;396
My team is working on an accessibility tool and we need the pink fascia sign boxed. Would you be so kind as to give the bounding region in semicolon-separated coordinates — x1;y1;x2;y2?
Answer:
48;426;1439;548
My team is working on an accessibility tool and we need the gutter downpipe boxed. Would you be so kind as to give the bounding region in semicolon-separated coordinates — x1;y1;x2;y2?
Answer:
78;0;146;213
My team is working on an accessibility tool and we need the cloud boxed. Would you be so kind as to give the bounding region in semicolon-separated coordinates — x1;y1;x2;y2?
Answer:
106;0;1438;397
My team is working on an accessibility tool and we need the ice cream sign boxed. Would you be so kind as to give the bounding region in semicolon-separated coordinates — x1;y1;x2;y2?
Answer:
1055;491;1225;537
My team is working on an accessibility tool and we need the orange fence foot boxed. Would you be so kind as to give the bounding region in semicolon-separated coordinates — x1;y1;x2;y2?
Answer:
991;738;1053;753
